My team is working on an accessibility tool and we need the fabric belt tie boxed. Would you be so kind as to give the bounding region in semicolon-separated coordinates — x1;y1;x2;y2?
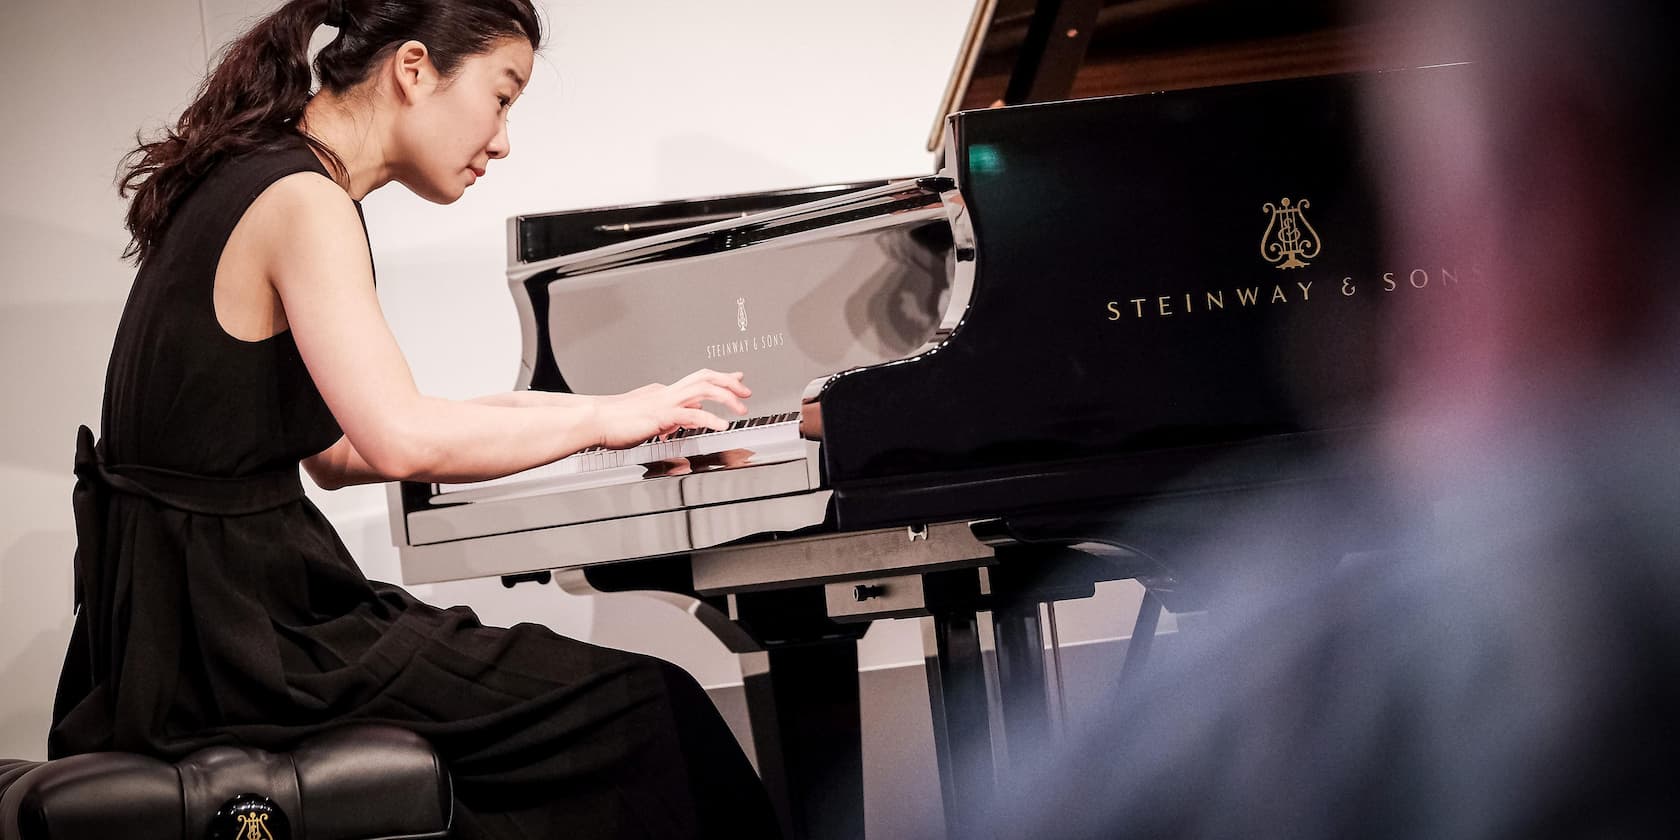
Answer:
69;424;306;614
73;425;305;516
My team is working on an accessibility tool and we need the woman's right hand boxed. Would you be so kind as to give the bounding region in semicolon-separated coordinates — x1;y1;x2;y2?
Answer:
594;369;752;449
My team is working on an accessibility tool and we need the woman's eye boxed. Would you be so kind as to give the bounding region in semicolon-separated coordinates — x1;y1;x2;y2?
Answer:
497;96;511;110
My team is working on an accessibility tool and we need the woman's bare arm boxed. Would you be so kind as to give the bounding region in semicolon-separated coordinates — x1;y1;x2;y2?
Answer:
260;173;747;486
302;392;598;488
467;390;601;409
302;435;384;489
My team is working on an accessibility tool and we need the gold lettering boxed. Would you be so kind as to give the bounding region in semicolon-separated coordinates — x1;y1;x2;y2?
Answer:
1158;296;1174;316
1185;293;1194;313
1236;287;1260;306
1130;298;1147;318
1441;267;1459;285
1410;269;1429;289
1270;285;1288;304
1297;281;1312;300
1342;277;1355;296
1107;301;1122;321
1206;291;1225;310
1383;272;1396;292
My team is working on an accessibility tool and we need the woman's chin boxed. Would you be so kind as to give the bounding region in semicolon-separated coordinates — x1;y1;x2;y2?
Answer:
432;184;468;205
402;178;467;205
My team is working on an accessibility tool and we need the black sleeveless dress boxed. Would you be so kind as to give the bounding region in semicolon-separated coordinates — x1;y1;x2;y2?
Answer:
49;137;780;840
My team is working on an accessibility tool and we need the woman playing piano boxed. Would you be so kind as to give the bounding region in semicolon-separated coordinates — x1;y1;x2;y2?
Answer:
48;0;778;837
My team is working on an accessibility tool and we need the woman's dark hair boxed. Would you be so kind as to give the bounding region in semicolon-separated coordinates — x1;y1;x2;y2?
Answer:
118;0;541;262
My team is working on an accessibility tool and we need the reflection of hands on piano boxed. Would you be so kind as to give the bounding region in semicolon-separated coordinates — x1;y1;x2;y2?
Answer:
690;448;755;470
631;449;753;478
640;457;693;478
593;368;752;450
636;448;757;481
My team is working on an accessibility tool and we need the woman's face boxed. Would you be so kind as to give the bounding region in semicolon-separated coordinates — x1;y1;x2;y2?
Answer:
396;37;535;203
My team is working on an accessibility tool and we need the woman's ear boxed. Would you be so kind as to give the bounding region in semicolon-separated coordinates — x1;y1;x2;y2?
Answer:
391;39;437;104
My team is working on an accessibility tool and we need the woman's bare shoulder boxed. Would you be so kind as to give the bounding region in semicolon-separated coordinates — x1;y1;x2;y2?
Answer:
240;171;368;278
249;170;359;223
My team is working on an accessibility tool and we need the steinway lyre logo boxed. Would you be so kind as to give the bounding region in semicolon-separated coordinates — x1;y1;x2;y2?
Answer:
736;297;748;332
238;812;275;840
1260;197;1321;270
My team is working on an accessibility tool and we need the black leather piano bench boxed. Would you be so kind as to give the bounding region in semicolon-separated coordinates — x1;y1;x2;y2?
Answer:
0;724;451;840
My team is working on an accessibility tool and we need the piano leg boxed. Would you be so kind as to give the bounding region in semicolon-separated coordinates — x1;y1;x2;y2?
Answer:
743;643;863;840
991;600;1050;769
1118;587;1163;686
985;550;1105;778
922;570;996;839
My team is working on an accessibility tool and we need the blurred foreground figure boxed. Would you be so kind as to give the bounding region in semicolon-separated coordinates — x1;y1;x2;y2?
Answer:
1000;1;1680;837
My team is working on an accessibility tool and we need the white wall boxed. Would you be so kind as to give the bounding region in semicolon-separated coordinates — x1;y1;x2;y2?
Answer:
0;0;1152;762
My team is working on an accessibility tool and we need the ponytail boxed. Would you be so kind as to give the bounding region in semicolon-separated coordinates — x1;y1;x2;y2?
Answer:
119;0;332;262
118;0;541;263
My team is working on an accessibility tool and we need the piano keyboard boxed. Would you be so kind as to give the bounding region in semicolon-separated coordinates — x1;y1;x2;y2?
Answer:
431;411;802;504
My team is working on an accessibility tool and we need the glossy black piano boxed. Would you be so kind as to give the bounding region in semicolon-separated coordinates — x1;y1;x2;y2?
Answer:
386;0;1476;827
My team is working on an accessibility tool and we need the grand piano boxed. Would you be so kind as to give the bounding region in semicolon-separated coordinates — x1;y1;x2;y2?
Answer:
388;2;1470;837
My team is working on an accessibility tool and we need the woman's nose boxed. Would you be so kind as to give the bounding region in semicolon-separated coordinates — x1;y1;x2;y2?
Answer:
487;124;511;160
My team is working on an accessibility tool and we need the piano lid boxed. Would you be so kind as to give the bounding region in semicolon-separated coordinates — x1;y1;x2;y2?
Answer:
928;0;1463;151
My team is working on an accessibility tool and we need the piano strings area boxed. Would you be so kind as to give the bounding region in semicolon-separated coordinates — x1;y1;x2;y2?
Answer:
391;1;1680;837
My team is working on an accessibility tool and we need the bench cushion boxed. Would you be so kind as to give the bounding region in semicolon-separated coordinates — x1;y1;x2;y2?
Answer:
0;725;450;840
